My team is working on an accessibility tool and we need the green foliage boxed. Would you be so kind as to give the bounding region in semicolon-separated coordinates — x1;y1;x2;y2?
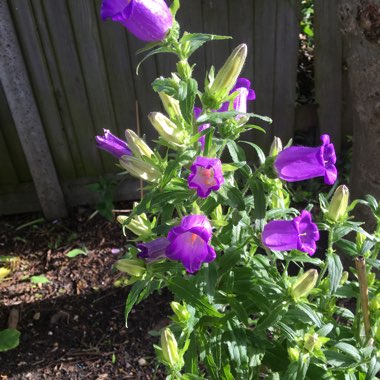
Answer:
102;1;380;378
0;329;20;352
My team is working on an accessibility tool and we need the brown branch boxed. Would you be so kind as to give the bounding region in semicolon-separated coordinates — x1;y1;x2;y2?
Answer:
355;256;371;339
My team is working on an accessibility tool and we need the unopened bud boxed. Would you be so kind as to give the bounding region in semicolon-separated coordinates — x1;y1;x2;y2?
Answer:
161;328;180;368
340;271;349;285
327;185;349;222
356;232;366;251
148;112;187;148
119;156;161;183
158;92;182;120
176;60;192;79
125;129;154;159
291;269;318;300
117;215;128;225
303;332;321;352
288;347;300;362
171;301;191;321
126;213;152;240
115;259;146;277
203;44;247;109
269;137;283;157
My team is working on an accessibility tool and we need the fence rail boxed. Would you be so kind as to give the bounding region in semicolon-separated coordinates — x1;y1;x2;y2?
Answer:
0;0;347;218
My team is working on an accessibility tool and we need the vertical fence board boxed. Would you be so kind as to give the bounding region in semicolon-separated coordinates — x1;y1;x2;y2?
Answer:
41;0;103;177
252;0;278;152
315;0;342;152
202;0;230;71
68;0;119;173
272;0;300;145
9;1;76;180
95;1;137;140
0;0;67;219
0;81;31;183
180;0;206;83
126;36;161;142
30;0;86;178
0;129;18;185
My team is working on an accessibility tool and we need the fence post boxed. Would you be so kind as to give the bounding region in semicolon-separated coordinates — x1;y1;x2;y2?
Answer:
0;2;67;219
314;0;342;152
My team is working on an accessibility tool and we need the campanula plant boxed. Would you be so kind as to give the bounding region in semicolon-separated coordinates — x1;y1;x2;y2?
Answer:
97;1;380;378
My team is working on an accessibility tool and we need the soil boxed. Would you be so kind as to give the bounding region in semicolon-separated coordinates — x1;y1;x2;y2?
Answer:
0;205;170;379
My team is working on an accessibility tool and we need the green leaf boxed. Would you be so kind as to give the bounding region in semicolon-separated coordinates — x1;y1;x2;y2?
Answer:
324;350;357;368
226;140;246;163
180;78;198;124
284;251;323;265
125;280;149;327
335;342;361;362
180;33;232;58
30;275;50;284
136;47;174;74
366;354;380;380
218;185;245;211
217;248;242;276
335;239;358;257
239;141;266;164
327;253;343;295
295;304;322;327
168;277;223;318
222;162;246;172
66;248;87;258
249;178;266;219
0;329;20;352
225;321;249;374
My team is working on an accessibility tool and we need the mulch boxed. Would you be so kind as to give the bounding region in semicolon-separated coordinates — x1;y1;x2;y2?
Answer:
0;205;170;379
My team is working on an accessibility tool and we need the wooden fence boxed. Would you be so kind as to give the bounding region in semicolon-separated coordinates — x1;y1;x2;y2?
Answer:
0;0;347;218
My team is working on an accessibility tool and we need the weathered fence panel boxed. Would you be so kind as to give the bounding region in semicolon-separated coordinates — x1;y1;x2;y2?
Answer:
0;0;345;217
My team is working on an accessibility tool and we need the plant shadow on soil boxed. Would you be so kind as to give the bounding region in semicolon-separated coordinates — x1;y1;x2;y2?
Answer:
0;206;171;379
0;287;171;379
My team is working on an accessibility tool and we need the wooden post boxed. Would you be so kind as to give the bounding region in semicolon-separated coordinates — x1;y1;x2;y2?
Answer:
0;2;67;219
314;0;342;152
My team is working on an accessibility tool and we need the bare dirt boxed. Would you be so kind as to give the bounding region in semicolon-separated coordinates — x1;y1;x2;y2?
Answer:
0;206;170;379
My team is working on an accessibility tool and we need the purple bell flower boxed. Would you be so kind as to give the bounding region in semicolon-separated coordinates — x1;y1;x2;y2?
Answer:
262;210;320;256
100;0;173;42
219;77;256;114
274;134;337;185
166;215;216;273
194;107;211;150
137;237;169;263
96;129;132;158
188;157;224;198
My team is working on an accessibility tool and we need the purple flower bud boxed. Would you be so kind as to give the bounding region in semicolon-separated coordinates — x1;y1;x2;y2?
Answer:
219;77;256;114
100;0;173;42
166;215;216;273
194;107;210;150
262;210;320;256
137;237;169;263
188;157;224;198
96;129;132;158
274;134;337;185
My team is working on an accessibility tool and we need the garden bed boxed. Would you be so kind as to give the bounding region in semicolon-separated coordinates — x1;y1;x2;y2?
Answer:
0;207;169;379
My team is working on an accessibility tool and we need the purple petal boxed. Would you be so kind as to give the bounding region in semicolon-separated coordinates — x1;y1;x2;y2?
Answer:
324;164;338;185
233;78;251;91
274;146;326;182
248;89;256;101
166;231;210;273
194;107;202;120
262;220;299;251
137;237;169;262
100;0;129;21
188;157;224;198
293;210;319;255
110;0;173;42
179;215;213;242
96;129;131;158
